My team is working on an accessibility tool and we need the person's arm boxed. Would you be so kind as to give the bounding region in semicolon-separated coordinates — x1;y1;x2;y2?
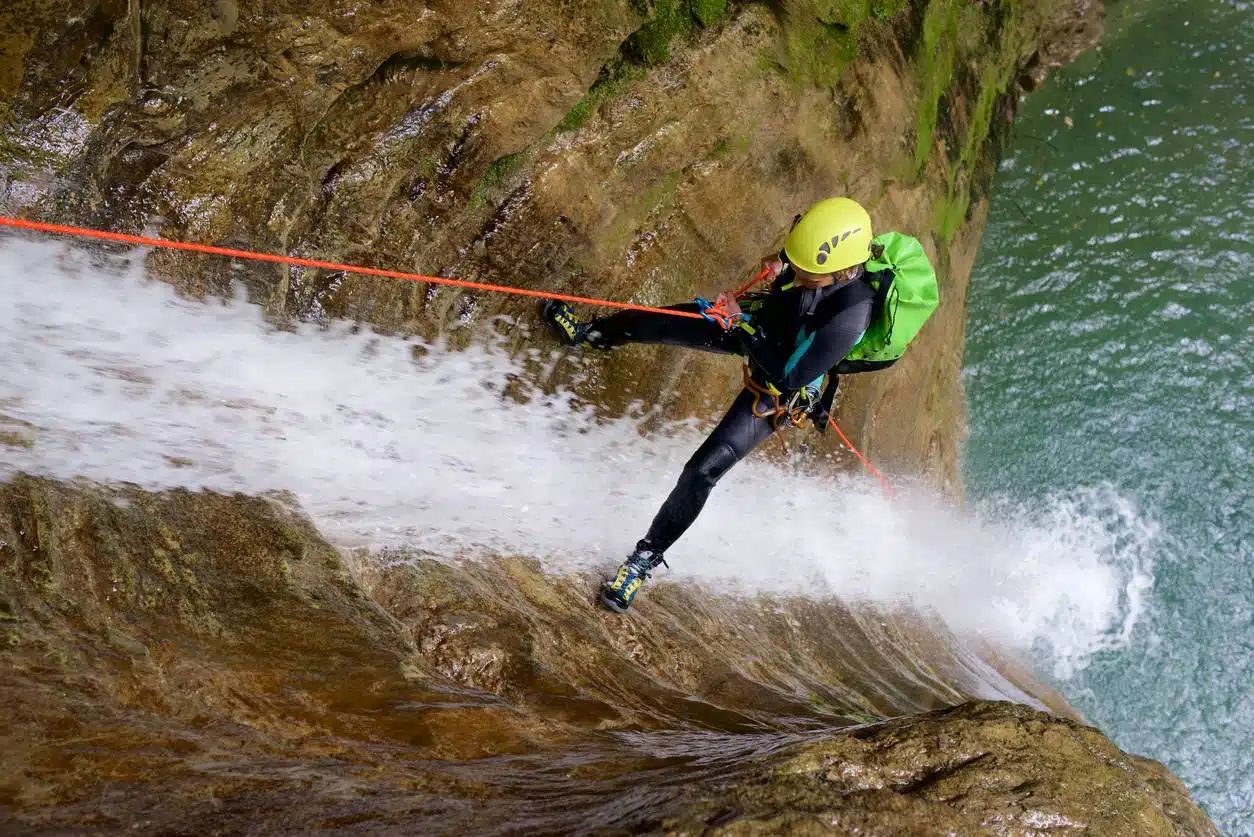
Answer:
739;300;871;392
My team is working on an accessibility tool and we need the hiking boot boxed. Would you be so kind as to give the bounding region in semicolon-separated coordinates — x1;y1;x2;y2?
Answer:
600;544;666;613
540;299;606;349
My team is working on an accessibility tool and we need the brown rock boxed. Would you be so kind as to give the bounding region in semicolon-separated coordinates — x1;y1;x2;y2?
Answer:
667;702;1221;837
0;476;1219;835
3;0;1106;490
0;2;1219;835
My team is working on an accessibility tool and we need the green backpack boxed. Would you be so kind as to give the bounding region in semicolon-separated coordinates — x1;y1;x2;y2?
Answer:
844;232;939;363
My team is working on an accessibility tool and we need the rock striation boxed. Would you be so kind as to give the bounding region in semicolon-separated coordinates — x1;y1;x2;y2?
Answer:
0;475;1219;835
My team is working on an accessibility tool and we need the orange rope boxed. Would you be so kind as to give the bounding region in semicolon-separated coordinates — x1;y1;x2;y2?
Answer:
734;266;772;298
1;214;892;494
0;216;705;320
827;416;895;498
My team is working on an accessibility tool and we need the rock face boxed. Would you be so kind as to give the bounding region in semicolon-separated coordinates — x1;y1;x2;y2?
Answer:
0;475;1218;834
2;0;1104;487
669;701;1221;836
1;2;1220;835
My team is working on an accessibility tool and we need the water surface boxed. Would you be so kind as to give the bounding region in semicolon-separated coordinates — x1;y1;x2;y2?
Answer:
965;1;1254;831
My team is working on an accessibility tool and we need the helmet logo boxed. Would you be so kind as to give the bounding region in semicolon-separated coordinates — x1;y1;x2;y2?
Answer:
813;227;863;266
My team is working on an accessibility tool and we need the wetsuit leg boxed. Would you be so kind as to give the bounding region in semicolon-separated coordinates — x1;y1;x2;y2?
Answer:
639;389;779;553
589;303;740;354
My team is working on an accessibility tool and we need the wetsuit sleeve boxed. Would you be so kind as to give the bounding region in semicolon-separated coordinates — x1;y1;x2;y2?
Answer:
738;299;873;392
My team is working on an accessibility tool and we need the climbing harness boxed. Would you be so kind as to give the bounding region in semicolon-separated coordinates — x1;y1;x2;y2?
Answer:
740;365;895;497
0;214;893;496
691;290;822;456
740;365;810;460
742;366;808;430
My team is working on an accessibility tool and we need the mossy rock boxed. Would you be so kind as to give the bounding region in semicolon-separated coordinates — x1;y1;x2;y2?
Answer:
626;0;730;66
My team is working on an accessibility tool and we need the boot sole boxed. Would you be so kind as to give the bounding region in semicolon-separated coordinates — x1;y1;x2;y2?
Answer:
599;587;631;613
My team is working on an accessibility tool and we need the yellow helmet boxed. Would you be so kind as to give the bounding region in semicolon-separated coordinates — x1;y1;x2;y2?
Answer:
783;198;873;274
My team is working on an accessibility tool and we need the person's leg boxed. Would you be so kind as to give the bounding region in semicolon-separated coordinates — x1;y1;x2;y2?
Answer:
589;303;741;354
601;388;778;611
637;388;779;554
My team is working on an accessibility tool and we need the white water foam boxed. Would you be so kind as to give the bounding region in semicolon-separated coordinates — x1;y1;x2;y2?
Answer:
0;236;1154;677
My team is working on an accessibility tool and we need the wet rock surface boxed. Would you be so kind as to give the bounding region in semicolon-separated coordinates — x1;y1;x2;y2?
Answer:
0;475;1218;835
669;701;1221;836
1;1;1218;835
3;0;1104;489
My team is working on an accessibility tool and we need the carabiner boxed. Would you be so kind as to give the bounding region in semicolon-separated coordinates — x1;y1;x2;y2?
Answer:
694;296;743;331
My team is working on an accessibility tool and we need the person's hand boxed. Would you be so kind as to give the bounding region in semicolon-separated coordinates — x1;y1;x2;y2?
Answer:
760;257;784;281
714;292;742;317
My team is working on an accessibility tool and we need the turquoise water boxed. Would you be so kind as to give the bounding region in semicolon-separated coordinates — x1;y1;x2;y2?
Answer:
963;0;1253;832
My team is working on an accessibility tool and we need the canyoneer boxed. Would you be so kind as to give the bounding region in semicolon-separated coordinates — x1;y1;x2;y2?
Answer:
541;197;938;613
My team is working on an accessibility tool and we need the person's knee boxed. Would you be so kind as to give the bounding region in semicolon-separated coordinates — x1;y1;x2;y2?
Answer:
682;441;741;490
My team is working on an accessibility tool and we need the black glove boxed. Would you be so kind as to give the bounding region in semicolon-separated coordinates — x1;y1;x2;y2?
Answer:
806;397;831;430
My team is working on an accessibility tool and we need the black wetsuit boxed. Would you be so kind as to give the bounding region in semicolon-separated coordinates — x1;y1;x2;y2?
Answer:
588;267;889;555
